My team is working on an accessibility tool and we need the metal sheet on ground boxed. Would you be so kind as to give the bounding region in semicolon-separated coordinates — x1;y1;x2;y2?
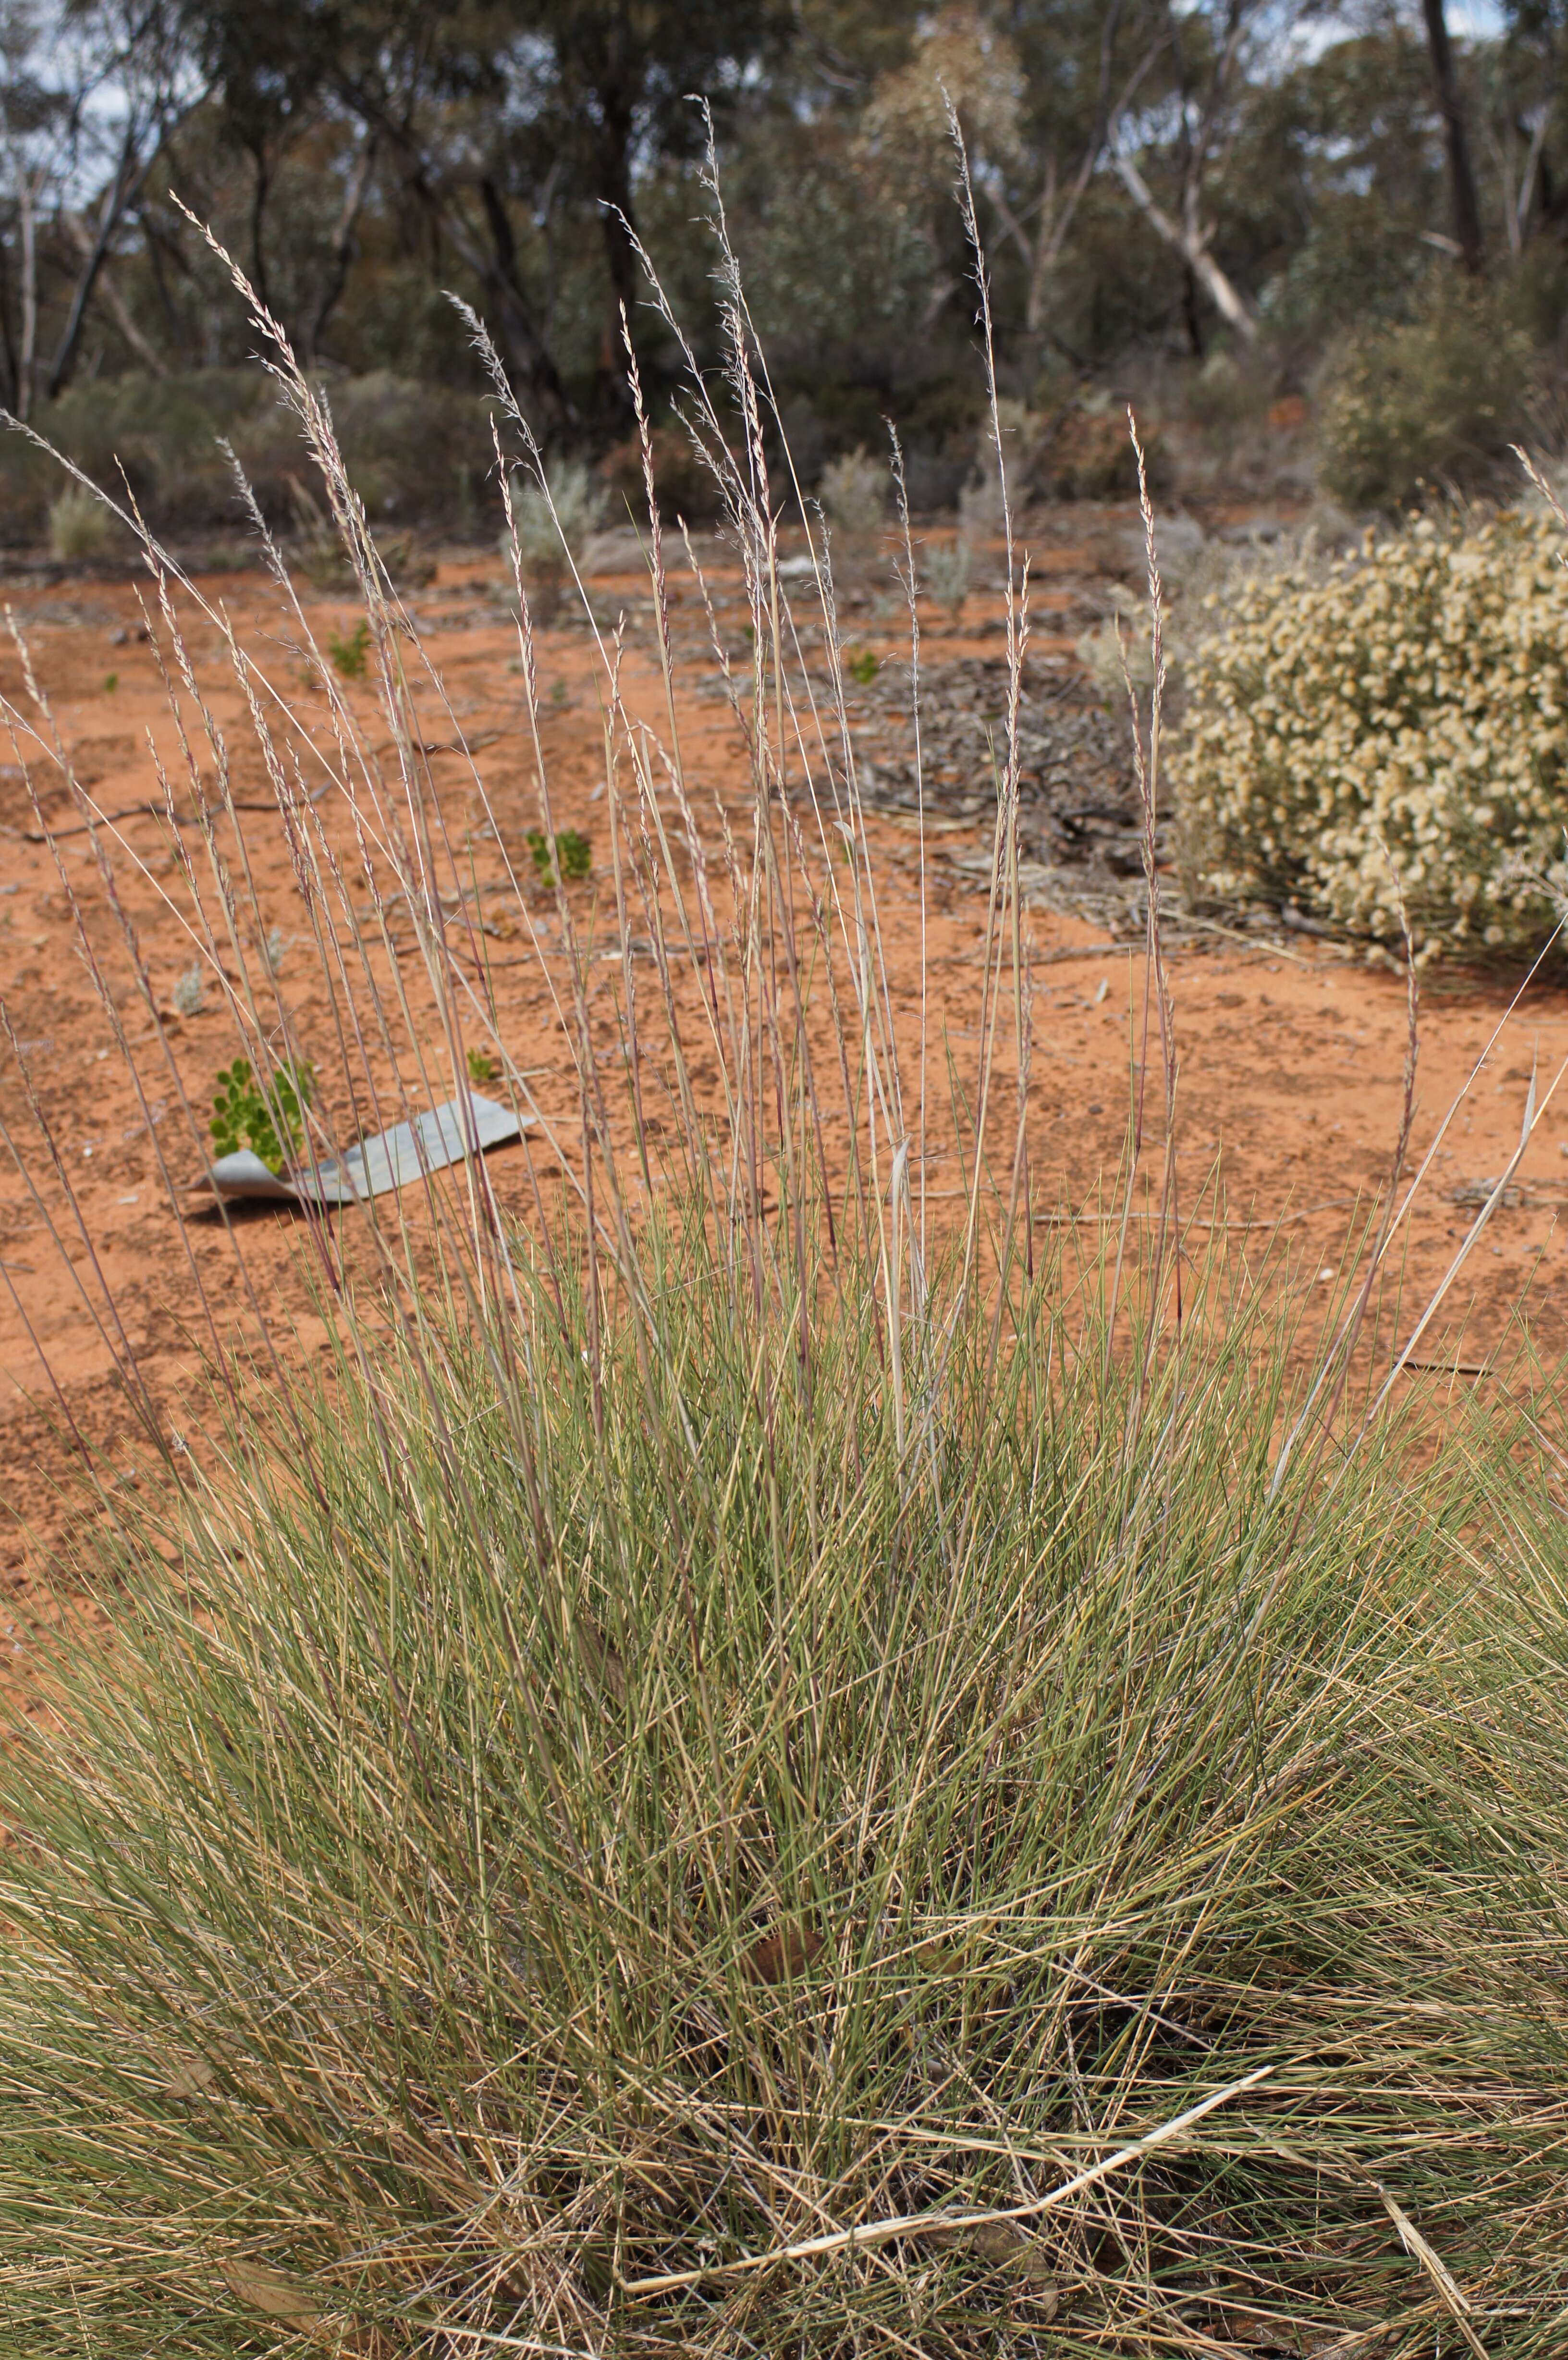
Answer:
202;1092;527;1206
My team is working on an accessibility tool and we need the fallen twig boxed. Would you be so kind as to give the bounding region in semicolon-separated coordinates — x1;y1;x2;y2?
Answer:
617;2064;1274;2297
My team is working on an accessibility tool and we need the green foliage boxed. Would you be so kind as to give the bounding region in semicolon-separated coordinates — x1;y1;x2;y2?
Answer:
47;484;113;563
819;444;887;546
504;461;607;624
526;825;592;884
4;1250;1568;2353
920;533;970;615
327;617;371;679
847;647;879;685
465;1045;501;1085
598;423;721;523
0;374;503;550
1031;399;1168;500
208;1056;316;1174
1316;282;1539;513
1173;510;1568;962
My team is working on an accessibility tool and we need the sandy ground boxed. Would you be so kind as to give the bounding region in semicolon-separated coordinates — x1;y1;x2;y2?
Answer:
4;521;1567;1663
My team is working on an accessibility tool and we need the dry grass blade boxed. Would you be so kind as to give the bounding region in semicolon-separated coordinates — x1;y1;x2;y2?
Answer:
617;2065;1275;2294
1376;2188;1489;2360
0;155;1568;2360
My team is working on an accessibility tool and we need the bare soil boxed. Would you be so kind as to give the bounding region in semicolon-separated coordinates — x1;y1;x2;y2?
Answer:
4;515;1567;1670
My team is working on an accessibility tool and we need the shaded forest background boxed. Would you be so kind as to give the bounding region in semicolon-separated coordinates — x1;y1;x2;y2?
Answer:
1;0;1564;543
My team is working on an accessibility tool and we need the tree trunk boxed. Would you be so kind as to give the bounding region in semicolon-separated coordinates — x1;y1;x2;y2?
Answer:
302;133;376;366
1181;261;1205;357
410;162;569;436
249;146;272;312
0;214;17;409
17;171;37;420
1420;0;1485;273
47;128;148;401
1112;150;1255;341
64;212;167;375
592;93;641;425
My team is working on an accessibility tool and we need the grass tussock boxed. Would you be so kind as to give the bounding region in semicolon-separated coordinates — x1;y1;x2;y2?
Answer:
2;136;1568;2359
4;1246;1568;2356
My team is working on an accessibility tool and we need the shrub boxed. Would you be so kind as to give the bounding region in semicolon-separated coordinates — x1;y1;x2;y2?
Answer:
1075;586;1154;700
818;443;887;546
920;530;970;615
171;962;206;1017
1316;283;1538;513
1032;397;1167;500
1172;509;1568;961
504;459;607;623
957;467;1004;545
319;370;500;525
47;483;114;563
599;421;722;522
0;370;503;549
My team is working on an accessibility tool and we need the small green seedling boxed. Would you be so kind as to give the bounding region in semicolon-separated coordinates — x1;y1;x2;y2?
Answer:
466;1047;501;1086
104;671;118;693
848;649;879;686
527;827;592;885
328;620;371;681
210;1057;316;1177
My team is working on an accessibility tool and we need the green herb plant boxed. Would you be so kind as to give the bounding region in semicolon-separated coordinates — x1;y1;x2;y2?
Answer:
466;1046;501;1086
527;826;591;885
209;1057;316;1175
328;619;371;680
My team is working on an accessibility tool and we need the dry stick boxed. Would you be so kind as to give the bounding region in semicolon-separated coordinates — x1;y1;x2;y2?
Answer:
947;107;1027;1318
1377;2188;1489;2360
617;2064;1274;2297
888;431;930;1286
1037;1196;1359;1231
1372;1049;1566;1418
1263;908;1568;1508
1105;413;1179;1470
23;791;329;841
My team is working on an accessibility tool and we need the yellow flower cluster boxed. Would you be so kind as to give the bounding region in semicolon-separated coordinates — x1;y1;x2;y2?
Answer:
1171;513;1568;963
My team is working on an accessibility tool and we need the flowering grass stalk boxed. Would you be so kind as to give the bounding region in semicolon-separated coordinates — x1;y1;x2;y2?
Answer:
1;162;1567;2360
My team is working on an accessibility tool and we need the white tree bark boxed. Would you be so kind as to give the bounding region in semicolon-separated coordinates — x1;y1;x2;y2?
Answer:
1111;148;1256;341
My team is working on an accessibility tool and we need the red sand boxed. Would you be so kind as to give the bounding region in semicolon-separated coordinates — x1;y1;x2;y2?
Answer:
3;539;1564;1637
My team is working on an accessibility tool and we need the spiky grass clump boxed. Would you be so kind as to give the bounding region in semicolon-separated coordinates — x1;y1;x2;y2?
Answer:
2;1240;1567;2357
2;131;1568;2360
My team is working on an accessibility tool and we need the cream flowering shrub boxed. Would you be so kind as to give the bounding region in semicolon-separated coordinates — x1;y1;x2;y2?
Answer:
1171;512;1568;963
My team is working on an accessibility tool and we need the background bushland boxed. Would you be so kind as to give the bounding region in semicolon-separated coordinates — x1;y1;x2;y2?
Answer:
5;0;1568;543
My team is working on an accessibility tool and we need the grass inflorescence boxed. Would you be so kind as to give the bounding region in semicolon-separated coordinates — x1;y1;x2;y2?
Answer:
1;131;1568;2359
